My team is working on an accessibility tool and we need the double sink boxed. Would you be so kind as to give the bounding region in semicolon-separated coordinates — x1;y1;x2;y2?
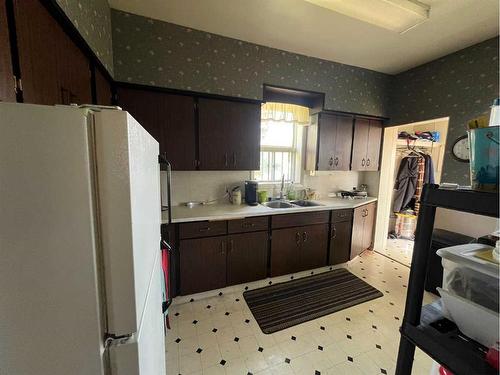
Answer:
263;200;324;209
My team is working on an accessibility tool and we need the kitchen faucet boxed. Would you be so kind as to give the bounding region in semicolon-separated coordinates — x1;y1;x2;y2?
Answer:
279;174;285;200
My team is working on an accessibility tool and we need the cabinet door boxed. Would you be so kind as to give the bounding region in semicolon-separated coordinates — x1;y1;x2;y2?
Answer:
350;206;365;260
56;28;91;105
227;231;268;285
116;87;161;142
299;224;328;271
334;115;353;171
270;227;301;277
365;120;383;171
198;98;260;170
94;67;112;106
14;0;60;104
180;237;227;295
160;93;197;170
362;203;376;250
329;220;352;265
351;118;370;170
0;0;15;102
316;113;337;170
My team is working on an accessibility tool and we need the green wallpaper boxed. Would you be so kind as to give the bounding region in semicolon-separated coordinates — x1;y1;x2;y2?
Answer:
111;10;391;117
56;0;113;75
390;37;499;185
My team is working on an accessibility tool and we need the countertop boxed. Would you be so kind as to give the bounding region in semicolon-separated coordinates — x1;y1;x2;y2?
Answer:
161;197;377;224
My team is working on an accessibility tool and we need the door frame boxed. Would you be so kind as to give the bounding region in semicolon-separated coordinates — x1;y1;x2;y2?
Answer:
373;117;449;253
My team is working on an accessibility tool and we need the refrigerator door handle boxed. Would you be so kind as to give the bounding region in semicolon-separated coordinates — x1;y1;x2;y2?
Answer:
158;153;172;225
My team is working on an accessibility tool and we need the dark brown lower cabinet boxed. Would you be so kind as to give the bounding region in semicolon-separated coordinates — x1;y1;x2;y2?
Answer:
227;231;268;285
329;220;353;265
271;224;328;277
351;202;376;260
180;236;227;295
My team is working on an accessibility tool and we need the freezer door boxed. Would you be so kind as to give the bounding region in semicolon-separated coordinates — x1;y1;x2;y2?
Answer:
108;252;166;375
93;109;162;336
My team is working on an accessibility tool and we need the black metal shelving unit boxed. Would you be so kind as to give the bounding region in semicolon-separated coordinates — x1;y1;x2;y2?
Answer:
395;184;499;375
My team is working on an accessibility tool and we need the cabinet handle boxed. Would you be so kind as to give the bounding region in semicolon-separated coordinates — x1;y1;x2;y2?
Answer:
233;152;236;168
199;227;211;232
361;158;365;167
228;239;234;254
334;157;339;167
224;153;228;167
329;157;334;167
331;225;337;239
295;232;301;246
366;158;371;167
303;231;308;242
242;222;255;228
221;240;226;256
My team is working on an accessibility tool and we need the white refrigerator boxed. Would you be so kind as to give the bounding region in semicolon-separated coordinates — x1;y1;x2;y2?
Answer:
0;103;166;375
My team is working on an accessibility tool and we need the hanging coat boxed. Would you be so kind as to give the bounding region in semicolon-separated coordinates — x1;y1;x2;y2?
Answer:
423;154;435;184
393;156;419;212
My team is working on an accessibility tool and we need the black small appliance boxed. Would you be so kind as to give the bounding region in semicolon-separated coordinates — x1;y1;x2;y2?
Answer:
244;180;258;206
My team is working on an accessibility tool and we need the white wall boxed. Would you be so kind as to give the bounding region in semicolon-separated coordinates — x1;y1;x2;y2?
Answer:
435;208;499;238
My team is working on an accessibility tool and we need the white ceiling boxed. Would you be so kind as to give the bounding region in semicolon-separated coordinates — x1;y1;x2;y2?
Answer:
109;0;499;74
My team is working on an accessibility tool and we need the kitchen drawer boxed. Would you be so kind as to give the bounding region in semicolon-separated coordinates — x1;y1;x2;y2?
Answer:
179;220;227;239
272;211;330;229
331;209;353;222
228;216;269;234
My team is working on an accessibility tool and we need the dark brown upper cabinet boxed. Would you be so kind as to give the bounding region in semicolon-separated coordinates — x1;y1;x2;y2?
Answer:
0;0;15;102
306;112;353;171
198;98;261;171
94;67;113;106
116;87;197;170
14;0;91;105
351;118;383;171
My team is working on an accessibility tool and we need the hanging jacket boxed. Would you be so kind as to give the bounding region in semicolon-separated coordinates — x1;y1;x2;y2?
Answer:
393;156;419;212
423;154;435;184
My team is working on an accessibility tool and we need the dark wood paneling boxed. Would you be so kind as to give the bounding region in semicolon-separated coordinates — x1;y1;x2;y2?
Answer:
365;120;383;171
298;224;328;271
351;118;370;170
270;227;300;277
180;236;227;295
271;211;330;229
227;216;269;234
329;220;352;265
317;113;337;170
94;66;112;106
14;0;59;104
0;0;15;102
179;220;227;239
227;231;268;285
334;115;354;170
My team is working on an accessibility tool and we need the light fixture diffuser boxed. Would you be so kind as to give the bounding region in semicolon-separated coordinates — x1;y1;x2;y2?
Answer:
304;0;430;33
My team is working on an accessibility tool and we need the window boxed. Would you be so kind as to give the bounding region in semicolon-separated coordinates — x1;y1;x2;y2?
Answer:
253;103;309;183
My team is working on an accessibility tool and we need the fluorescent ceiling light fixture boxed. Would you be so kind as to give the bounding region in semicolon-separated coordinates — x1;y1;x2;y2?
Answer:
304;0;430;33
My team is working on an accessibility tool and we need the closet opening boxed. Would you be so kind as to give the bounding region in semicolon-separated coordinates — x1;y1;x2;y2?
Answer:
373;117;449;266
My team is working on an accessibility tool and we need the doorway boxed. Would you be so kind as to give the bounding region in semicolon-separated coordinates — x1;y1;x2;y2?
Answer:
373;117;449;266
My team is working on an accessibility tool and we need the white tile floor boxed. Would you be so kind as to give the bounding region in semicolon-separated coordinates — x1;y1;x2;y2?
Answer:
166;251;436;375
377;239;414;267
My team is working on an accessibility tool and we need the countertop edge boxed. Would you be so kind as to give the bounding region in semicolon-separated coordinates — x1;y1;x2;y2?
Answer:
162;197;377;225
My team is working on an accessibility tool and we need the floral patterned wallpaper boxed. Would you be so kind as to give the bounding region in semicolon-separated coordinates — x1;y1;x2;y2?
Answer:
56;0;113;75
390;37;499;185
111;10;391;117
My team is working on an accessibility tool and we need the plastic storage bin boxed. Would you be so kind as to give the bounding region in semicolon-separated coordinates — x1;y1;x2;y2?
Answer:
437;243;499;347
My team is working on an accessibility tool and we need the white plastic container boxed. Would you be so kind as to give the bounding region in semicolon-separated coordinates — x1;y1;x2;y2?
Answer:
436;244;499;347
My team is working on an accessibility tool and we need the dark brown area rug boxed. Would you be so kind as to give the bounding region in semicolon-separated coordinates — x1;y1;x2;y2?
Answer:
243;268;383;334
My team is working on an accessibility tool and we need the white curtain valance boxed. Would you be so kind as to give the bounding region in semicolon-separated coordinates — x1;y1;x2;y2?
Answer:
261;102;311;125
